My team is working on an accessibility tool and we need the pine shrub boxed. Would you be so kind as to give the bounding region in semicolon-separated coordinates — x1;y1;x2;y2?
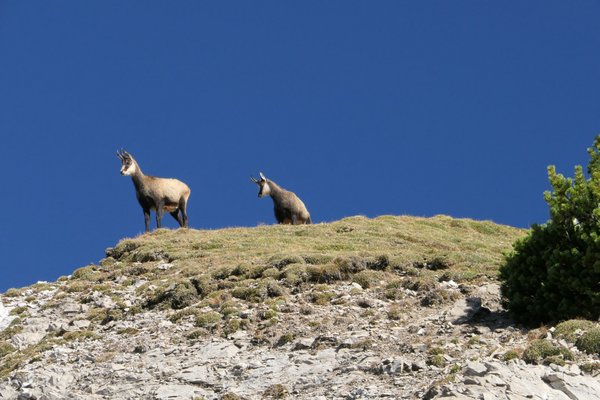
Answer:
500;136;600;325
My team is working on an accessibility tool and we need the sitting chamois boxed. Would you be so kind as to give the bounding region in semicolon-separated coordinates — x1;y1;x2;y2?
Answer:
117;149;191;232
251;172;312;225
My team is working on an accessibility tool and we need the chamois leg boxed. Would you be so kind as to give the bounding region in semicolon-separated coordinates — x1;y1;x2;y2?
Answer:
156;201;165;229
143;209;151;233
179;198;188;228
170;209;184;227
291;214;298;225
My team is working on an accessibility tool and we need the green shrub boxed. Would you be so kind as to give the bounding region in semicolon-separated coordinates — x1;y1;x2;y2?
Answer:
502;349;520;361
263;383;289;399
146;280;199;310
501;136;600;325
223;319;242;336
575;327;600;355
276;333;295;347
281;264;309;287
62;330;100;342
195;311;221;329
9;306;28;316
269;254;305;269
0;342;15;358
352;270;381;289
554;320;597;343
580;361;600;374
261;267;281;279
306;264;344;283
427;354;446;368
522;339;574;365
72;265;101;281
4;288;24;297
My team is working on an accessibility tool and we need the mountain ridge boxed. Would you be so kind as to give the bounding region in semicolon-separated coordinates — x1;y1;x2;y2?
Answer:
1;215;600;399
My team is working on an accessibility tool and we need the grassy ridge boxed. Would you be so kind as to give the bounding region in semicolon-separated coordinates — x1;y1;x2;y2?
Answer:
108;214;525;283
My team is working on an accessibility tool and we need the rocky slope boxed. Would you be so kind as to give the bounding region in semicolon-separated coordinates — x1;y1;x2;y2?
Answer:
1;215;599;400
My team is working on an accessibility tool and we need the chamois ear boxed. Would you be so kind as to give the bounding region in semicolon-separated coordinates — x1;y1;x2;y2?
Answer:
259;172;266;181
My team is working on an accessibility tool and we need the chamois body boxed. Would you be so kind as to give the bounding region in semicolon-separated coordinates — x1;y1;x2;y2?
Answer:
251;173;311;225
117;150;191;232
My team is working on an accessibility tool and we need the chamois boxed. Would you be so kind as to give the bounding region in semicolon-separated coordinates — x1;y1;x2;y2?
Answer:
117;149;191;232
251;172;312;225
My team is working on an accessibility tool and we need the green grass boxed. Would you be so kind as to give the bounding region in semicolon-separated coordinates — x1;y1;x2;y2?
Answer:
90;215;525;316
106;215;523;280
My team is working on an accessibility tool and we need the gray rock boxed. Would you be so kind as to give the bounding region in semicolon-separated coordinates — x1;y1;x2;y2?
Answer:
70;319;91;330
464;361;487;377
450;297;482;324
174;365;221;387
62;302;83;314
293;338;314;350
153;384;207;400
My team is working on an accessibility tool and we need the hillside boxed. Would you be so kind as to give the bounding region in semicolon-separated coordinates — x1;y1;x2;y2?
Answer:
1;215;600;399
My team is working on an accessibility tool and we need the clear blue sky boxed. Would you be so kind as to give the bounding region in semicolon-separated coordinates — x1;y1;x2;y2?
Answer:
1;1;599;292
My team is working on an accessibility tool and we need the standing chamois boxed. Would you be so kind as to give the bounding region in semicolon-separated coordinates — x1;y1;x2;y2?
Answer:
251;172;312;225
117;149;191;232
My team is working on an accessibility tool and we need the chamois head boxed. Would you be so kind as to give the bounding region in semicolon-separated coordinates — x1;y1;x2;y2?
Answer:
250;172;271;198
116;149;137;176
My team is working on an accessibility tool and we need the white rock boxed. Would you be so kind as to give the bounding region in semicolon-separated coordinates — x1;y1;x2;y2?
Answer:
464;361;487;377
0;303;15;331
154;384;207;400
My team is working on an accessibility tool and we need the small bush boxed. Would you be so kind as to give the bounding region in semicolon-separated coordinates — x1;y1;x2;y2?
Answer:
335;256;368;274
195;312;221;329
170;307;202;323
309;290;334;305
307;264;344;283
212;266;234;280
9;306;28;316
64;281;90;293
281;264;309;287
302;254;333;265
0;342;15;358
4;288;24;297
117;327;139;336
231;263;252;277
187;329;206;340
269;254;305;269
522;339;574;365
258;309;278;320
72;265;101;281
352;270;381;289
263;383;288;399
554;320;597;343
146;280;199;310
427;354;446;368
231;286;261;302
387;305;402;320
223;319;242;336
580;361;600;374
62;330;100;342
502;349;520;362
413;257;451;271
420;289;458;307
261;267;281;279
575;327;600;355
276;333;295;347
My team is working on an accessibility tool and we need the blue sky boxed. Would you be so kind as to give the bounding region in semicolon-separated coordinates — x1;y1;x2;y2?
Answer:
1;1;599;292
